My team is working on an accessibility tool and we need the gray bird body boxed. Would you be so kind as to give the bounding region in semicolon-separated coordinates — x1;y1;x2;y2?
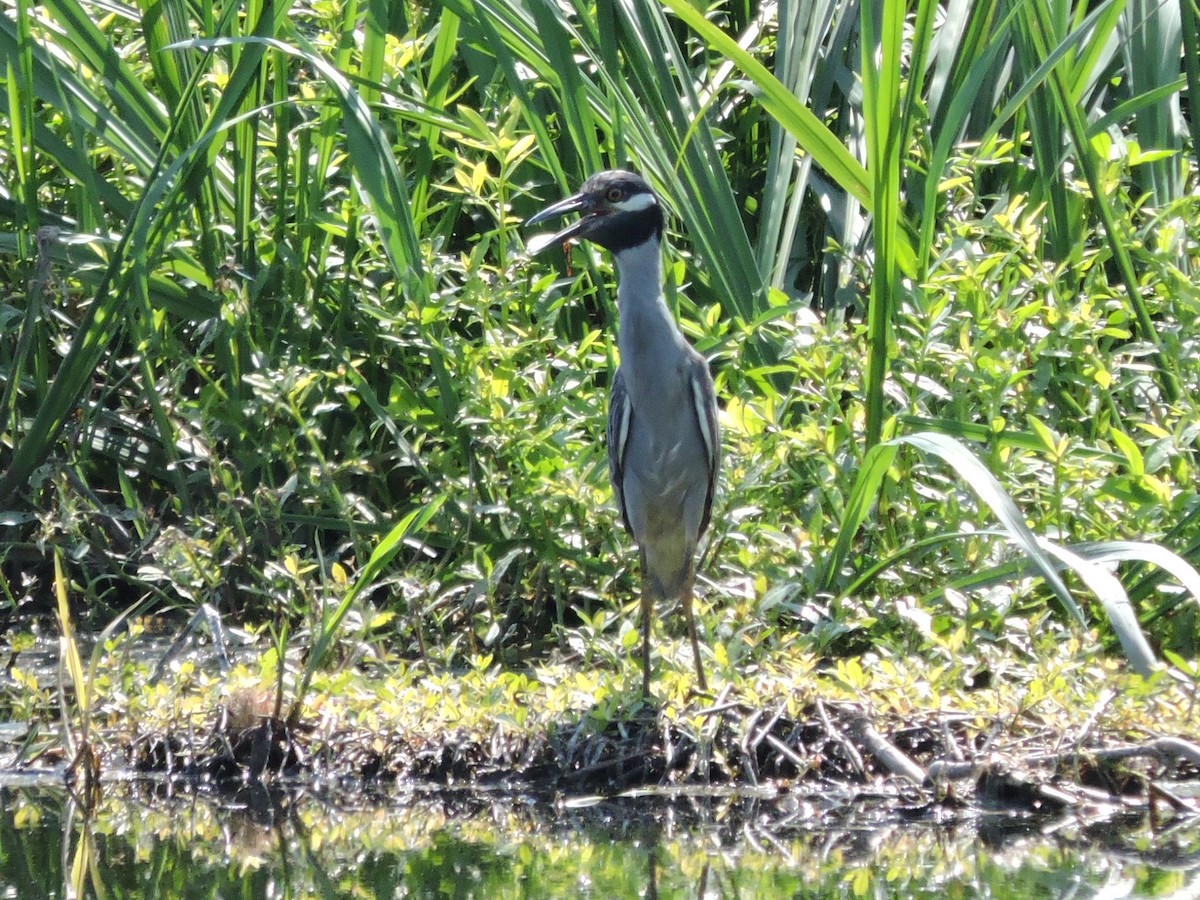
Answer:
608;239;717;601
527;170;719;696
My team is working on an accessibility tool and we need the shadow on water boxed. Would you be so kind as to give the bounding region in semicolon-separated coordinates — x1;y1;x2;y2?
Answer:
3;775;1200;898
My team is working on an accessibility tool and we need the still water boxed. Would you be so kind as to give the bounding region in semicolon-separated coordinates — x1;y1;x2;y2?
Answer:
1;776;1196;898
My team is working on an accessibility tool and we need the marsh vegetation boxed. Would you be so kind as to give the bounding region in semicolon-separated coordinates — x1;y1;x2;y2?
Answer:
1;0;1200;892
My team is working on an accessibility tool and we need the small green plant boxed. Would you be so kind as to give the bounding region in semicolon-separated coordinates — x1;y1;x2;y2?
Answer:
54;551;100;810
288;495;446;727
0;0;1196;698
825;431;1200;678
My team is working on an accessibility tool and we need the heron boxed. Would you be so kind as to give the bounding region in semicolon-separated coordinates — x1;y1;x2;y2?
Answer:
527;170;719;697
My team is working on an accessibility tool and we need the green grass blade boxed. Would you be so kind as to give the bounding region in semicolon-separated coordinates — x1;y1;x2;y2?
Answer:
1072;541;1200;605
1024;0;1182;405
180;35;430;300
819;441;899;594
837;529;986;602
659;0;869;207
0;14;157;172
8;0;38;253
1034;540;1156;676
893;432;1086;625
41;0;167;143
758;0;848;290
409;6;464;213
1182;0;1200;173
1012;2;1074;261
289;495;447;724
530;0;603;176
614;0;762;319
1086;77;1188;137
360;0;387;108
860;0;905;447
897;415;1123;464
0;25;273;502
1121;0;1184;205
920;0;1014;268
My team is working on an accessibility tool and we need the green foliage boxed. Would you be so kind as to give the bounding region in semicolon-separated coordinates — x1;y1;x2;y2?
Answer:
0;0;1197;696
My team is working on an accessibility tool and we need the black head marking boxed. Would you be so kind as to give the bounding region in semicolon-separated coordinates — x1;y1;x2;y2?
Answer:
526;169;665;255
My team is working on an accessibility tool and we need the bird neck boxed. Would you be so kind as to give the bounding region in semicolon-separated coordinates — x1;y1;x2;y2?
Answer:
613;238;685;366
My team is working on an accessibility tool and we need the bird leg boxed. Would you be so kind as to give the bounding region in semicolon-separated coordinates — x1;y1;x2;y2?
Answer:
682;561;707;691
640;550;654;699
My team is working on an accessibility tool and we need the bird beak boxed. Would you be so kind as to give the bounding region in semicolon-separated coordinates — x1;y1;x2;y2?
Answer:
525;192;608;255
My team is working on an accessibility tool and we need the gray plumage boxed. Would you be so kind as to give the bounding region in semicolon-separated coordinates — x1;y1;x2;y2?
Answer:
527;170;719;696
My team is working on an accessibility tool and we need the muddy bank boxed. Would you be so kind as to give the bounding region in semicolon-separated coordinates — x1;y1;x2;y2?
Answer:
113;688;1200;834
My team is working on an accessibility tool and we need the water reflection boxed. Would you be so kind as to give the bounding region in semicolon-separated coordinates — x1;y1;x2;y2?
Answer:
1;779;1198;898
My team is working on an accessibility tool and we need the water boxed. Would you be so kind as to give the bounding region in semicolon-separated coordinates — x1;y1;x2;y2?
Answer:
1;776;1196;898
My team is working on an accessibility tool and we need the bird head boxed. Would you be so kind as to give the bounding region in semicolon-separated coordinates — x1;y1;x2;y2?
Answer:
525;170;664;256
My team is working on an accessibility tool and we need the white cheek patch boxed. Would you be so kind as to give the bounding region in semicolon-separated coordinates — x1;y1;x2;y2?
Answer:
613;192;657;213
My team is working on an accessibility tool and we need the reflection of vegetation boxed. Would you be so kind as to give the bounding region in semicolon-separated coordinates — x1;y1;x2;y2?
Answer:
0;784;1197;898
2;0;1200;800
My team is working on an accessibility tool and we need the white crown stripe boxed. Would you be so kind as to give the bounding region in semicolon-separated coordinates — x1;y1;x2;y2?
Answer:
613;192;657;213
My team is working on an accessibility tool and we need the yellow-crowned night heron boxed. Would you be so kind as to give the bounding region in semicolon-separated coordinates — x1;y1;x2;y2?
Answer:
527;170;719;696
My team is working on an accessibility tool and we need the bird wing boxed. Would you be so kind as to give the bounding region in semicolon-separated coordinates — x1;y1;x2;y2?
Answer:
607;367;634;535
688;358;720;537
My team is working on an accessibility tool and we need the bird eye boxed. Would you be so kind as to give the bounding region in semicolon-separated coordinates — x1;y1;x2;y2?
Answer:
605;186;624;203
